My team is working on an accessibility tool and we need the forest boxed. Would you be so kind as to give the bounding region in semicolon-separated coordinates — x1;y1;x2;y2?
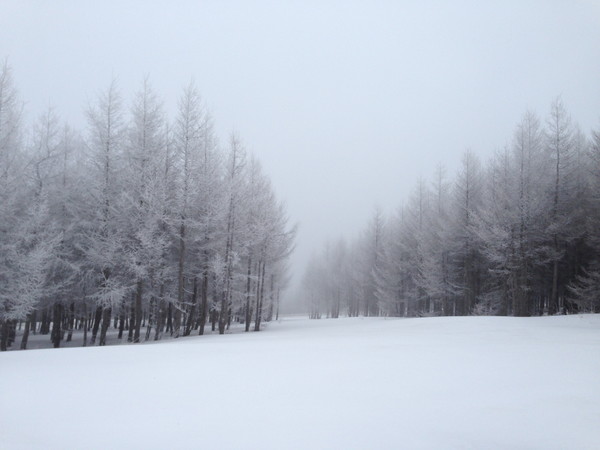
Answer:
0;62;296;351
303;99;600;319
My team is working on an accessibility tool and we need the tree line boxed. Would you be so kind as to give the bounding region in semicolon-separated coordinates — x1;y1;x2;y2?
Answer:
304;99;600;319
0;62;295;351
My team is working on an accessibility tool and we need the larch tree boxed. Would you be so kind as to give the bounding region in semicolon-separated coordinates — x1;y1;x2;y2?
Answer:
217;133;247;334
83;79;127;345
121;77;169;343
449;150;485;315
172;81;206;338
188;113;222;336
360;207;385;317
545;97;575;315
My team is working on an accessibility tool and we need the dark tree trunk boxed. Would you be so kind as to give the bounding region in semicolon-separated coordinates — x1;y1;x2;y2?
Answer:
174;221;186;338
199;271;208;336
134;280;143;343
155;285;165;341
40;308;51;335
166;302;173;335
99;307;112;346
7;320;16;347
90;305;102;345
254;261;266;332
211;308;217;332
0;320;8;351
20;314;32;350
184;277;198;336
118;311;125;339
82;303;88;347
128;292;135;342
267;274;275;322
154;299;163;341
549;257;559;315
145;296;156;341
218;295;229;334
244;256;252;332
219;209;235;335
66;302;75;342
30;309;37;335
51;303;63;348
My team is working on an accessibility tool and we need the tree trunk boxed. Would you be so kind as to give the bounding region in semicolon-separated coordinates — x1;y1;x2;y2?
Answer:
166;302;173;335
99;307;112;346
267;274;275;322
549;256;559;315
82;303;88;347
90;305;102;345
211;309;217;332
20;314;32;350
184;277;198;336
155;284;165;341
253;261;262;329
254;261;266;331
174;221;185;338
0;320;8;351
134;280;143;343
244;256;252;332
219;206;235;335
127;292;135;342
66;302;75;342
118;310;125;339
145;296;155;341
31;309;37;335
40;308;50;334
199;271;208;336
51;303;63;348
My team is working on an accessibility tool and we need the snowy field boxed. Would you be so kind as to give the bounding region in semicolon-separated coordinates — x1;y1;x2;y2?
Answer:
1;315;599;450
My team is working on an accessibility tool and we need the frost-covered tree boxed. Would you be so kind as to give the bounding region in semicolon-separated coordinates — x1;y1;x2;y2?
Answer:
568;124;600;312
417;165;454;315
545;97;575;315
360;208;385;317
120;77;169;342
171;81;208;337
449;150;485;315
217;133;247;334
83;79;127;345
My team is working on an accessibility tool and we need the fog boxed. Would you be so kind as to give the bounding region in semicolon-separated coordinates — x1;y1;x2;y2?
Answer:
1;1;599;306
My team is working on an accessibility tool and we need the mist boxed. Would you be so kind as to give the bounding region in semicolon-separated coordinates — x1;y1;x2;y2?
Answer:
1;1;599;310
3;3;600;449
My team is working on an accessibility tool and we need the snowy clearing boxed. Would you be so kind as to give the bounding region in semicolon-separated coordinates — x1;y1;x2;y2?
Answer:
1;315;599;450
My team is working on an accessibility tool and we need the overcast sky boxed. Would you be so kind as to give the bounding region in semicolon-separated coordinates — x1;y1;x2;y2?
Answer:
1;1;599;302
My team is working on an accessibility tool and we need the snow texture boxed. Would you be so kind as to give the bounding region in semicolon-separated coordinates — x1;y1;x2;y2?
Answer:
1;315;599;449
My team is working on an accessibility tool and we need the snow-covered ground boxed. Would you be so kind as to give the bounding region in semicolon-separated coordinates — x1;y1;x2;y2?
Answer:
1;315;599;450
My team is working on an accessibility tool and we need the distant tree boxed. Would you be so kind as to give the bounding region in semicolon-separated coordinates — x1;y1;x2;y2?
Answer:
217;133;247;334
449;150;485;315
545;97;574;315
568;124;600;312
418;165;454;315
359;207;385;316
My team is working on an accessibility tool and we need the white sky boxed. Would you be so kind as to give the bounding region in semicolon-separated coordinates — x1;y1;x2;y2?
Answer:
1;1;599;301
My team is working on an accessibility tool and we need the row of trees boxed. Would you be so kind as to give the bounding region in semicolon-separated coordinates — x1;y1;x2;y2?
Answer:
304;99;600;319
0;62;295;350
